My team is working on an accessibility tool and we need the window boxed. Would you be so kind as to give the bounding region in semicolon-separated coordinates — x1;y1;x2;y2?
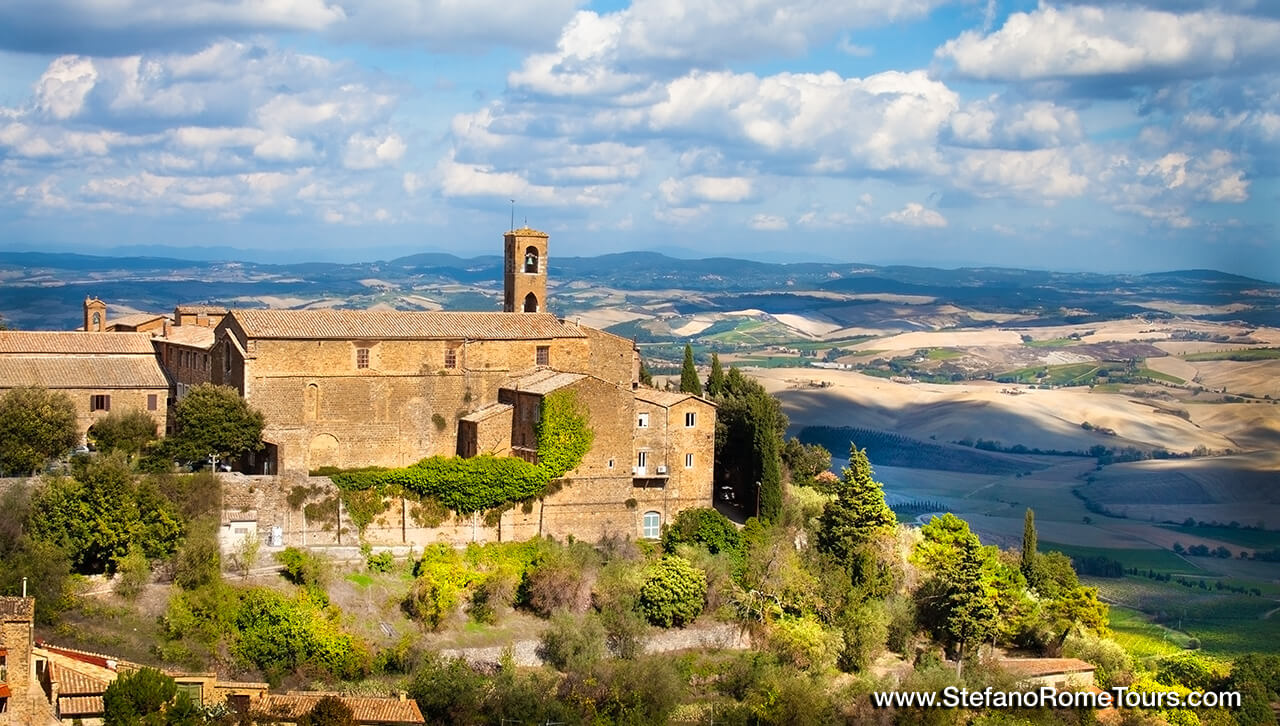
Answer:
147;394;158;411
636;451;648;470
356;347;370;369
90;394;110;412
685;453;694;469
685;411;696;427
636;412;649;428
642;511;660;539
445;347;457;369
536;345;550;366
176;682;202;703
224;340;232;372
203;354;209;371
608;458;615;469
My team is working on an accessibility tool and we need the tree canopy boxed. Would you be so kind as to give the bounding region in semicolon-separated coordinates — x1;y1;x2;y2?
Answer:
913;513;1000;671
706;353;725;397
168;383;265;465
679;343;702;395
0;386;78;476
710;367;786;521
88;409;159;459
102;667;178;726
816;446;896;572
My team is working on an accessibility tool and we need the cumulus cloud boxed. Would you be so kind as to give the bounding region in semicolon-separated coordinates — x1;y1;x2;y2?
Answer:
0;41;410;223
659;175;755;205
882;202;947;228
945;98;1083;150
937;5;1280;86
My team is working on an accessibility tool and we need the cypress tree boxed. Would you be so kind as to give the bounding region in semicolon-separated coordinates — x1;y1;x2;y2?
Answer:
1021;508;1037;578
680;343;703;395
706;353;725;397
638;358;654;387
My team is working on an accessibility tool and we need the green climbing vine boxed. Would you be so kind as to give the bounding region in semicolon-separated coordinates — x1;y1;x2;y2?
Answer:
329;390;593;516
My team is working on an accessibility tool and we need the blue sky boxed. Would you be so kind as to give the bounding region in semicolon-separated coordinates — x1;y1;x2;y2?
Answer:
0;0;1276;277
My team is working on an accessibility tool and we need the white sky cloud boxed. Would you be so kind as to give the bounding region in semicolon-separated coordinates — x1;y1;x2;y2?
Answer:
882;202;947;228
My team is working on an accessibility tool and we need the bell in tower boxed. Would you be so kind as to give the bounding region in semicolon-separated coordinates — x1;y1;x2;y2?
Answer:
503;227;549;313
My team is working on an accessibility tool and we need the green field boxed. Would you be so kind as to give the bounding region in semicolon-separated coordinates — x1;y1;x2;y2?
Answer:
789;336;875;352
1108;606;1195;659
998;362;1100;385
925;347;963;360
1085;575;1280;656
1023;337;1080;348
1136;367;1186;384
1041;542;1199;573
1157;523;1280;550
1182;348;1280;361
736;355;813;368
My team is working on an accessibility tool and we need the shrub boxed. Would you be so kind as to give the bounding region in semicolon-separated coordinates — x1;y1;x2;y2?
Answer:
102;667;177;724
469;570;519;624
838;600;888;673
113;544;151;600
408;655;488;725
523;539;597;616
298;695;356;726
87;409;158;458
661;507;741;556
173;517;221;590
540;612;607;673
233;588;369;680
638;555;706;627
768;614;842;671
1156;652;1225;691
276;547;329;590
406;546;477;629
1062;633;1133;689
366;550;394;573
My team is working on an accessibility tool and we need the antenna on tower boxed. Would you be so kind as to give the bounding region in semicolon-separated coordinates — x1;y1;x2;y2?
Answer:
510;199;515;232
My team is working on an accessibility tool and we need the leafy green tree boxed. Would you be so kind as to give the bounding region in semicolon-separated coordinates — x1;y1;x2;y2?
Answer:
168;384;265;466
781;438;831;485
299;695;357;726
28;454;183;574
638;358;654;387
1043;585;1109;647
816;446;896;577
706;352;725;397
103;667;177;725
639;555;706;627
709;367;787;520
0;386;78;475
88;409;158;459
679;343;703;395
1020;508;1037;579
914;514;999;673
661;507;741;556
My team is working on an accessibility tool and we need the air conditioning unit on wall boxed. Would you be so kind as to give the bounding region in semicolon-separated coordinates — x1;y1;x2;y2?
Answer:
656;465;667;474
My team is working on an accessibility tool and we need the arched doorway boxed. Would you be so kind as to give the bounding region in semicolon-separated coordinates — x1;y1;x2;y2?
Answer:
308;433;340;470
523;292;539;312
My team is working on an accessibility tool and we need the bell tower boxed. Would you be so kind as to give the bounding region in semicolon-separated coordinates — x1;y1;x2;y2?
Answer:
503;227;549;313
84;296;107;331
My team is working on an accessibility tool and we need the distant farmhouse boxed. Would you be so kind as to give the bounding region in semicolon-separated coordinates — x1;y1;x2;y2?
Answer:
0;228;715;542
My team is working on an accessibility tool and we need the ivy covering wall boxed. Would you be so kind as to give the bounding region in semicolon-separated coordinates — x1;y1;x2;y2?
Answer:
330;390;593;523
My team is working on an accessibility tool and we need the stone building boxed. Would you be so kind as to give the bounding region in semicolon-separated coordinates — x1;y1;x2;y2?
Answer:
0;331;170;443
208;227;716;541
0;597;40;724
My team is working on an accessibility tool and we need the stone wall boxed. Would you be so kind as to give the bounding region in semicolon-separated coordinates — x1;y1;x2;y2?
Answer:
55;385;169;444
0;598;36;726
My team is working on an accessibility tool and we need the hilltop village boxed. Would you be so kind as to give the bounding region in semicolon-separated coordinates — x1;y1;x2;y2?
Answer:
0;228;716;545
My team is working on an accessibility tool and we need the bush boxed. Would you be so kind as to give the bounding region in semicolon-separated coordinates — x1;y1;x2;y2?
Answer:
113;544;151;600
638;555;706;627
276;547;329;590
366;550;394;573
838;600;887;673
1156;652;1225;691
1062;633;1133;689
661;507;741;556
523;539;597;616
469;570;519;624
768;614;842;671
540;612;608;672
87;409;158;458
298;695;356;726
103;667;177;724
233;588;369;681
406;547;476;629
172;516;221;590
408;655;488;724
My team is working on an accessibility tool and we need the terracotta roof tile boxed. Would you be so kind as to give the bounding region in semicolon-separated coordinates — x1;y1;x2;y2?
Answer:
634;389;712;407
58;694;105;716
0;356;170;389
107;313;168;329
229;309;585;341
0;331;157;355
256;694;425;724
158;325;216;349
175;304;228;314
505;369;585;394
54;663;111;695
460;403;512;422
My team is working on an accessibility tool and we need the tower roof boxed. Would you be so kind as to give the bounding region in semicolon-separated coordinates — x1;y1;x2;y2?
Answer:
505;226;548;238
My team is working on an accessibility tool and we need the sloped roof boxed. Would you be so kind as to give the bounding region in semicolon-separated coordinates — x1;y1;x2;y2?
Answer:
55;663;112;695
460;403;513;422
634;389;713;408
0;597;34;619
0;331;156;355
255;694;425;724
0;356;170;389
58;694;105;716
228;309;585;341
158;325;216;350
504;368;585;395
107;313;168;329
175;304;227;314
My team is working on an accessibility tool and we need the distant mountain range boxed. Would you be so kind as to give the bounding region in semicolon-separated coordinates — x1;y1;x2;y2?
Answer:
2;250;1277;331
